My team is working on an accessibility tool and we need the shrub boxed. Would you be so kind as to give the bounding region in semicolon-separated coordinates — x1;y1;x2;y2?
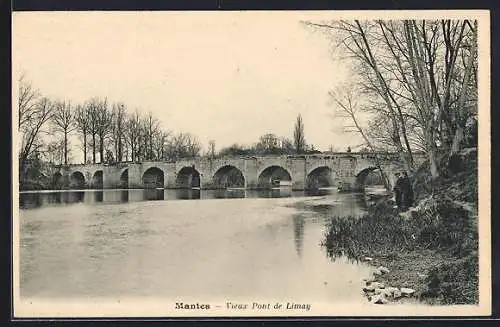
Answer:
422;253;479;304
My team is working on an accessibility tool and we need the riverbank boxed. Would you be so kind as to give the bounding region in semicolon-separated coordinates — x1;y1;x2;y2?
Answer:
319;148;479;305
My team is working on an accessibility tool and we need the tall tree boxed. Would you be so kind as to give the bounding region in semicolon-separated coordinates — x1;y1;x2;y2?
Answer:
95;98;112;163
125;111;142;162
86;98;101;164
18;74;41;130
331;84;392;190
74;104;90;164
52;100;75;165
19;94;54;175
153;130;170;160
305;19;477;178
143;112;160;160
111;102;126;163
293;114;306;154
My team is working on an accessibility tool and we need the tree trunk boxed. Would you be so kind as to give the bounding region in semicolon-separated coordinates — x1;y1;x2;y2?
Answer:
450;125;465;155
118;136;122;163
64;131;68;165
131;142;135;162
99;134;104;163
429;147;440;179
426;129;440;179
83;133;87;164
92;133;96;164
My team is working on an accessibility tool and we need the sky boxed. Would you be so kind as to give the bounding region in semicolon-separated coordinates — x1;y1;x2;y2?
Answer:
13;11;366;161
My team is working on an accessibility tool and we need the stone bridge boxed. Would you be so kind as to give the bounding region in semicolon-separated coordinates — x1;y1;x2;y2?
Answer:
50;153;426;191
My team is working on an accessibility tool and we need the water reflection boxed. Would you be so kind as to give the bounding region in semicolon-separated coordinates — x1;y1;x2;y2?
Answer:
292;214;305;257
19;186;383;301
144;189;165;201
19;187;382;210
175;189;200;200
20;191;86;209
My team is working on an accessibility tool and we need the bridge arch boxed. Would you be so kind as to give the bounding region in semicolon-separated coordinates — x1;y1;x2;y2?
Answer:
142;167;164;188
306;166;334;189
92;170;104;189
258;165;292;189
355;167;388;190
120;168;129;188
176;166;201;189
213;165;245;188
69;171;86;189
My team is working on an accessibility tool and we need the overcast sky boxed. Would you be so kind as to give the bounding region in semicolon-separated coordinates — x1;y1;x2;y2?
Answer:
13;11;367;159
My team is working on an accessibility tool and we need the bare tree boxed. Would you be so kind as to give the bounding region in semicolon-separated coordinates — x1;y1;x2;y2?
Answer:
142;112;160;160
305;19;477;178
74;104;91;164
254;133;280;154
85;98;101;164
95;98;112;163
111;102;127;163
185;134;202;158
165;132;202;159
19;96;55;174
125;110;142;162
293;114;306;154
52;100;75;165
331;85;392;190
153;130;170;160
18;74;41;130
43;140;65;165
279;137;294;154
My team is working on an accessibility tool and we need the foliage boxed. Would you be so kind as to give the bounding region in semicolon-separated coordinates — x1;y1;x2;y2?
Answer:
293;114;306;154
306;19;478;179
422;253;478;304
322;147;478;304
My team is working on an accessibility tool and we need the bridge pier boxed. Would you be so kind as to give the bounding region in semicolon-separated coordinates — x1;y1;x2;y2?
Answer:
103;166;120;189
128;163;143;188
243;158;259;189
290;157;306;191
165;170;177;189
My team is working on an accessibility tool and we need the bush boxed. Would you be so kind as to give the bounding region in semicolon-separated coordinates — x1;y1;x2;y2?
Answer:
422;253;479;304
322;212;418;262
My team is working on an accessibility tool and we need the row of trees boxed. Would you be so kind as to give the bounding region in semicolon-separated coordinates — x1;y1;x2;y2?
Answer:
305;19;478;180
18;75;204;180
18;76;326;183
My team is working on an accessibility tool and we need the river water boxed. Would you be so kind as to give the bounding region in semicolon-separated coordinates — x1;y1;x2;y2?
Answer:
19;188;379;304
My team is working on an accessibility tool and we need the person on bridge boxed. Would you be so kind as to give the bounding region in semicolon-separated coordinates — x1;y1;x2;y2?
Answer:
393;172;403;211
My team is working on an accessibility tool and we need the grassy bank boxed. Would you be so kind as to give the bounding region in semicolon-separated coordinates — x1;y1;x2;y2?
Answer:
322;148;479;305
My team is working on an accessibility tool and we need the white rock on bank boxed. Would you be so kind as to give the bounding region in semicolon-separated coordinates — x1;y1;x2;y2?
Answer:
370;294;388;304
382;287;398;297
363;284;376;292
400;287;415;296
393;289;402;298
